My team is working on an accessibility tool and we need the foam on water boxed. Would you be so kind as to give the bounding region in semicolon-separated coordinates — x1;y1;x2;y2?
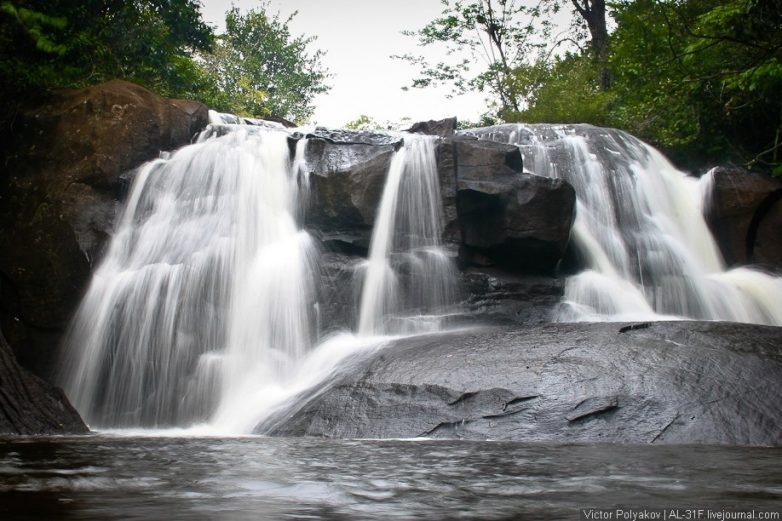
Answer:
469;123;782;325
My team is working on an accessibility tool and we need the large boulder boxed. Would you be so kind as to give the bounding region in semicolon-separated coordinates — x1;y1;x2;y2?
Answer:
703;166;782;269
448;138;576;274
405;117;457;137
0;328;87;435
0;80;209;377
315;252;362;333
303;125;576;275
303;136;399;254
259;321;782;446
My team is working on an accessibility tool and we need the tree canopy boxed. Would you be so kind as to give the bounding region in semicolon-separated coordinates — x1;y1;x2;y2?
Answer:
200;6;329;123
0;0;213;99
401;0;782;175
0;0;329;123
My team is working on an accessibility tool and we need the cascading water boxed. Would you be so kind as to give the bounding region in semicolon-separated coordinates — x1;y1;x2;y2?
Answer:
469;123;782;325
357;134;458;336
60;117;460;432
60;118;319;429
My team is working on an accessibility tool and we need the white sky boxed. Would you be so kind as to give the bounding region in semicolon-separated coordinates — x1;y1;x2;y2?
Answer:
199;0;488;127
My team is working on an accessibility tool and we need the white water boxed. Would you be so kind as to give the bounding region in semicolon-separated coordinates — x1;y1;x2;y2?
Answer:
357;134;458;336
59;118;325;430
60;118;459;432
470;124;782;325
61;116;781;433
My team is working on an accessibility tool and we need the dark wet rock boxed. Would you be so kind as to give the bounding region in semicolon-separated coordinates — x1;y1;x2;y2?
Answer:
459;268;564;325
303;138;396;252
703;166;782;268
262;115;296;128
433;138;460;242
405;117;457;137
303;130;575;276
307;127;403;148
436;137;529;245
454;137;524;180
0;80;209;377
315;252;362;335
0;328;87;435
259;321;782;446
436;136;576;273
457;172;576;274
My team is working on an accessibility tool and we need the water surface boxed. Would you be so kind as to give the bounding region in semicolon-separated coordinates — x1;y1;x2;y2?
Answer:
1;436;780;520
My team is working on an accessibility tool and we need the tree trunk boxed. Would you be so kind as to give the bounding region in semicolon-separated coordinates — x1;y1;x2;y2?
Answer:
570;0;611;89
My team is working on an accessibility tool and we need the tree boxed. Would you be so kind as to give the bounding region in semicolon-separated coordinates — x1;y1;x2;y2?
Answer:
200;5;329;123
607;0;782;173
396;0;610;119
344;114;378;130
567;0;610;88
516;51;614;124
0;0;213;98
395;0;552;118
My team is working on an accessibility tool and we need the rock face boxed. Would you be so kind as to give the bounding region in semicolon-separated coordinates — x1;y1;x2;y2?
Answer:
703;166;782;268
298;123;576;330
438;136;576;274
405;117;457;137
0;80;209;377
304;137;398;253
301;125;576;274
457;172;576;274
260;321;782;446
0;328;87;435
459;268;564;324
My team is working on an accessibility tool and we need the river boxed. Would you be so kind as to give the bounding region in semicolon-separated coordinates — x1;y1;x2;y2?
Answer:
1;436;780;520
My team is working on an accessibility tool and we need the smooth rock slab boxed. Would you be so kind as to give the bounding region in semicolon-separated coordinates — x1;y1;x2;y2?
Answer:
260;321;782;446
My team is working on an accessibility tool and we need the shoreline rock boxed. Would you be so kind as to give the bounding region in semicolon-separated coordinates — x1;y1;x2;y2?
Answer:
0;328;87;435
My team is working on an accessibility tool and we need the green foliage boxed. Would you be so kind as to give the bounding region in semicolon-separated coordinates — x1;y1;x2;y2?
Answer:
0;0;213;99
510;53;614;125
404;0;781;174
0;1;329;125
604;0;703;148
344;115;378;130
199;5;329;123
604;0;782;172
0;2;66;54
395;0;555;116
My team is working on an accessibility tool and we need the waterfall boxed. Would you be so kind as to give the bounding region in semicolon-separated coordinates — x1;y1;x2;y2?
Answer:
469;123;782;325
357;134;458;336
59;118;460;431
60;119;318;428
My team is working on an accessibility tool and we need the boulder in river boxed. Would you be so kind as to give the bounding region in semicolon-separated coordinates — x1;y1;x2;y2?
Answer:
448;137;576;274
259;321;782;446
303;137;397;254
405;117;457;137
703;166;782;269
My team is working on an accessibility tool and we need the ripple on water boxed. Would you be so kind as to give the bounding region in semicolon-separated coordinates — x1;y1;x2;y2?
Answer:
0;438;780;521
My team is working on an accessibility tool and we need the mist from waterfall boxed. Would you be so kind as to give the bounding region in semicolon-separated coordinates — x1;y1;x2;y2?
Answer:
470;124;782;325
